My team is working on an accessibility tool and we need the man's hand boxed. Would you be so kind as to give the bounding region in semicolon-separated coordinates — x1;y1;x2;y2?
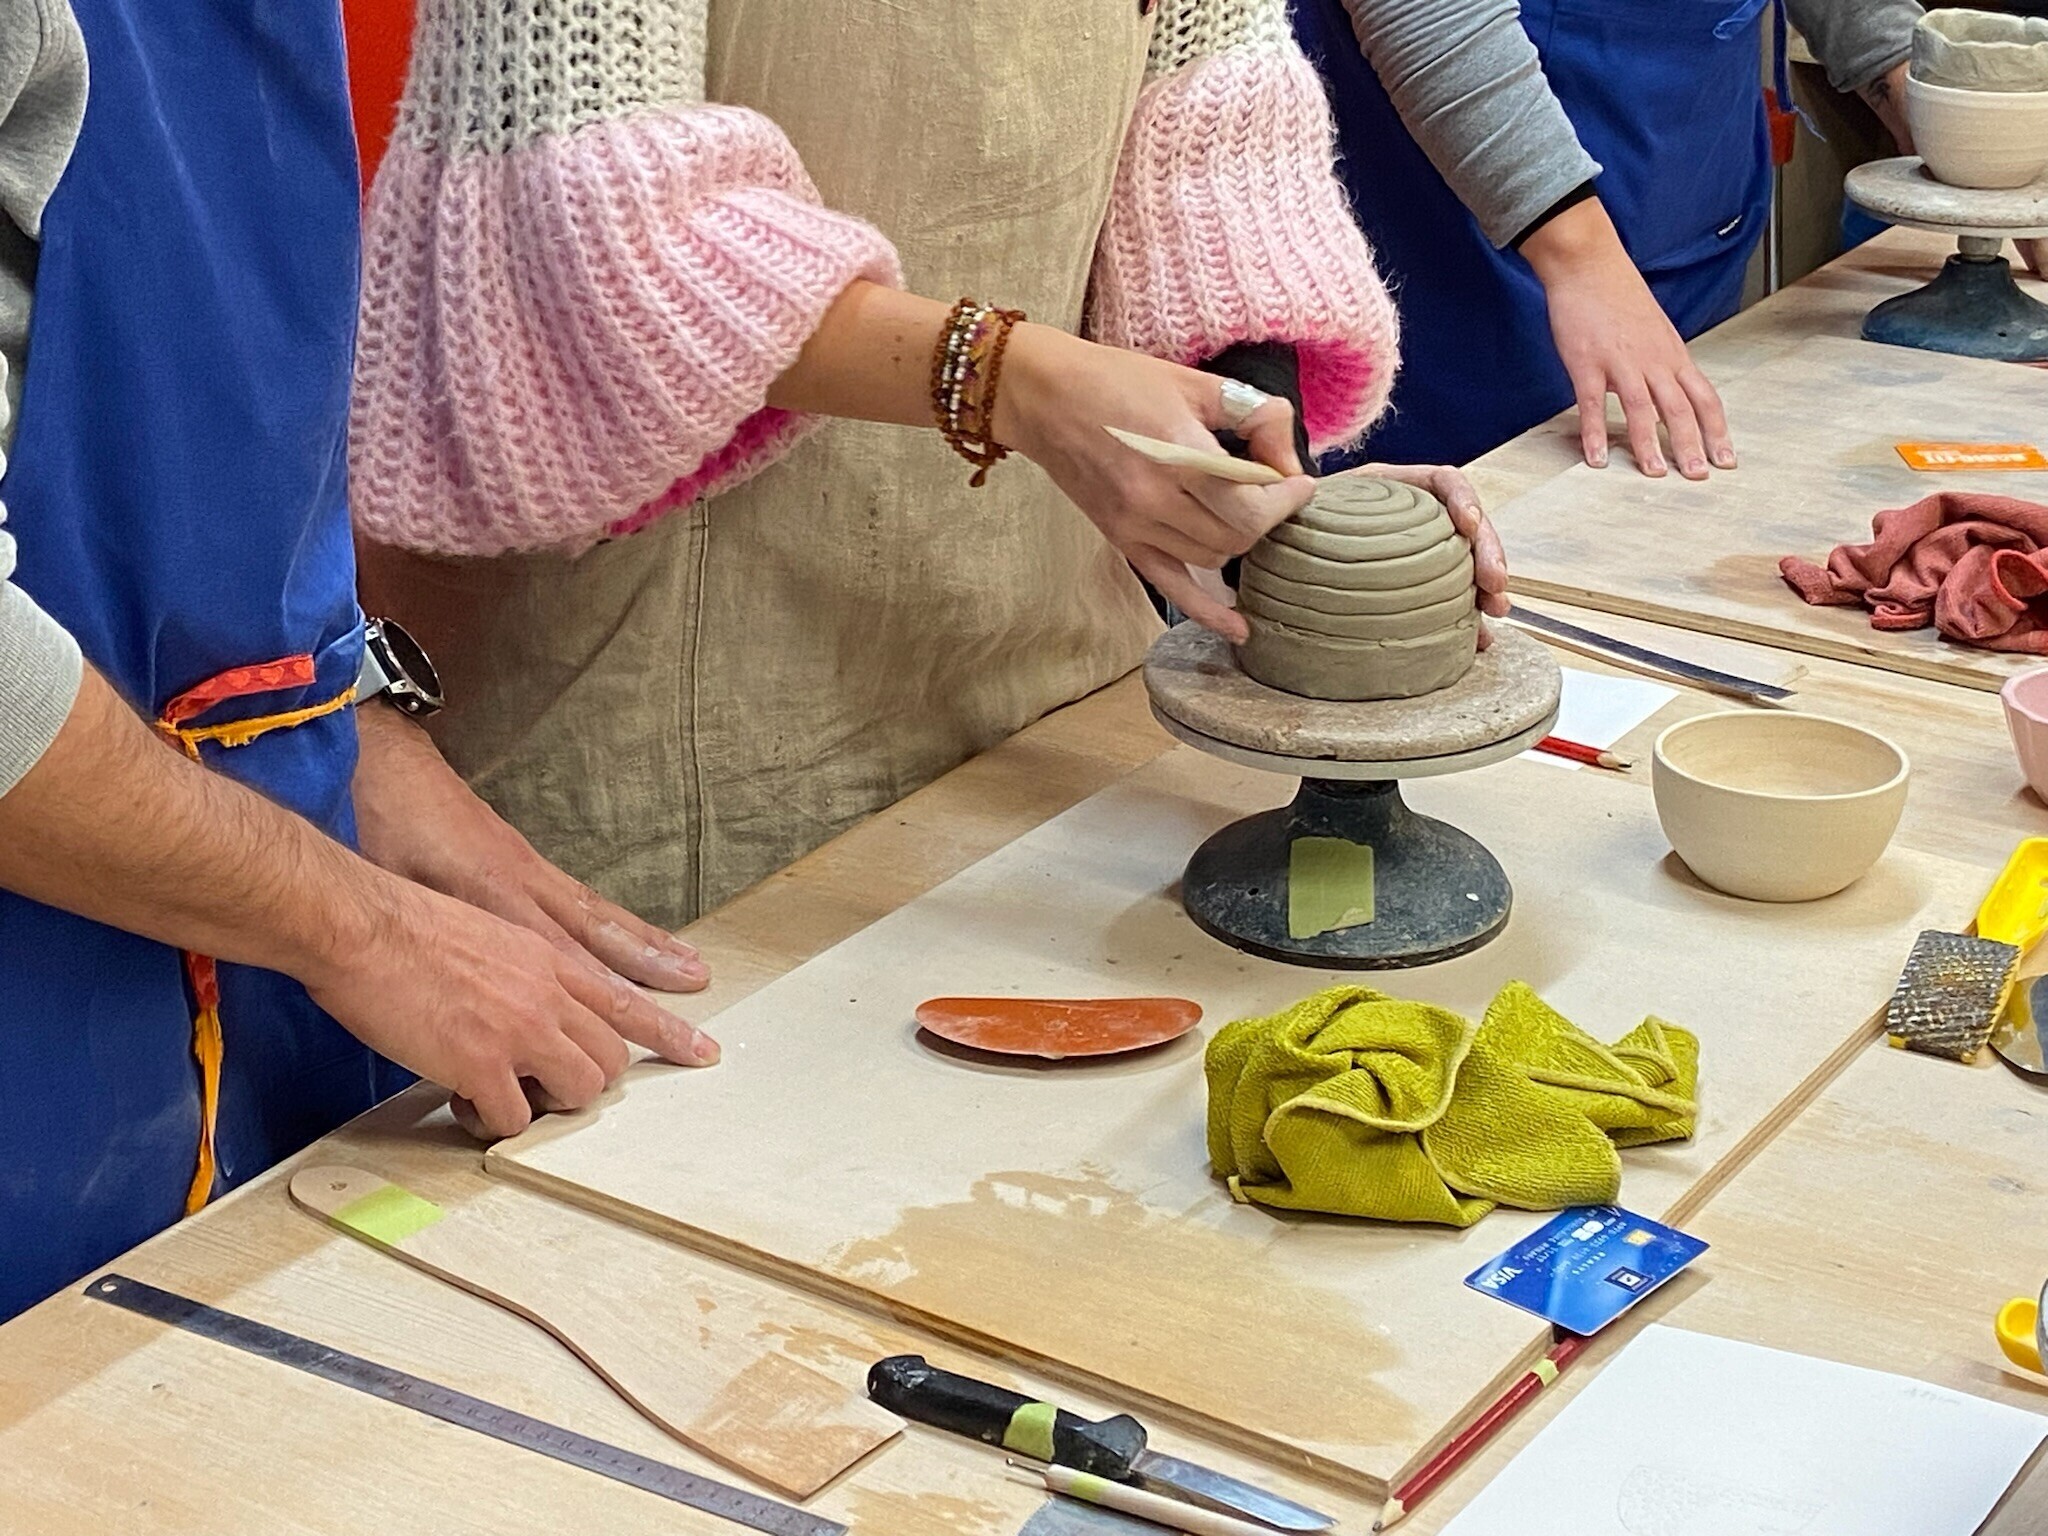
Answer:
301;877;717;1139
1340;463;1510;645
1521;199;1736;481
0;666;718;1144
353;699;708;995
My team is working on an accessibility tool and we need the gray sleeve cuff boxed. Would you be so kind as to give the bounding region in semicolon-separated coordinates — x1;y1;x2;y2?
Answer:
1787;0;1922;92
1343;0;1603;249
0;576;83;796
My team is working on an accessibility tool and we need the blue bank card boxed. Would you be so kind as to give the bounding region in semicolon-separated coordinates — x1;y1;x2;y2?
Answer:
1464;1206;1708;1335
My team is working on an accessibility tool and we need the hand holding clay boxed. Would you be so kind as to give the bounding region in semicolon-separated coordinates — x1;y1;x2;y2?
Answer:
993;324;1316;641
1337;464;1510;647
1521;199;1736;481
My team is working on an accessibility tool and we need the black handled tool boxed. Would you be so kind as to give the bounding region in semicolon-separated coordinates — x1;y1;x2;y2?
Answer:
867;1355;1334;1531
868;1355;1147;1475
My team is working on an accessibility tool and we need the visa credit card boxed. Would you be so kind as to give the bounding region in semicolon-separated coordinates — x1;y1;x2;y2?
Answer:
1464;1206;1708;1335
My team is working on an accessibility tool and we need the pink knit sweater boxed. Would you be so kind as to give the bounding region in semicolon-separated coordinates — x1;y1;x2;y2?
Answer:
351;0;1399;556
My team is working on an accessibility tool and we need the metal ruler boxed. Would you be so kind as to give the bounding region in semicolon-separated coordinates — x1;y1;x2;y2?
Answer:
86;1274;847;1536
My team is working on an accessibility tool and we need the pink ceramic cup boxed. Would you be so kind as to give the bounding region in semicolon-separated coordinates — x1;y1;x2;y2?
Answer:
2003;667;2048;804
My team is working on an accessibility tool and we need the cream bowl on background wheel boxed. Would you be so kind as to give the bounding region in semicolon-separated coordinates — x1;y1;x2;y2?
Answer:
1904;75;2048;190
1651;713;1911;903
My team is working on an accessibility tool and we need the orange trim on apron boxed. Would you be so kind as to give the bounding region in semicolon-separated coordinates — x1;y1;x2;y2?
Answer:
156;653;358;1214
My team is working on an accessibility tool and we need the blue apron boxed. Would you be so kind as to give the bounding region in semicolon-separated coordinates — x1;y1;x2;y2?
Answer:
1295;0;1774;469
0;0;406;1322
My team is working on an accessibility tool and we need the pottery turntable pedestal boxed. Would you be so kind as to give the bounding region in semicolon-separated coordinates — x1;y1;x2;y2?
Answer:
1844;158;2048;363
1144;622;1561;969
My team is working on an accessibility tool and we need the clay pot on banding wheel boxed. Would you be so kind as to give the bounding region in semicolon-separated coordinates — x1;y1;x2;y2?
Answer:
1235;476;1479;701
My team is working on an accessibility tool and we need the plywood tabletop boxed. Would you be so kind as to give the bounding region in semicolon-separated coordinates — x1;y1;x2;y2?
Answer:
1465;226;2038;510
5;230;2045;1532
1495;337;2048;694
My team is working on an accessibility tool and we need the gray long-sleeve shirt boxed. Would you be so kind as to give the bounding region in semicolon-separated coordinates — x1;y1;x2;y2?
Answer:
1340;0;1924;249
0;0;86;798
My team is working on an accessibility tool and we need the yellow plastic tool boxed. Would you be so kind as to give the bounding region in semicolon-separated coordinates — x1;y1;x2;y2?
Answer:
1979;838;2048;950
1984;840;2048;1077
1996;1287;2045;1375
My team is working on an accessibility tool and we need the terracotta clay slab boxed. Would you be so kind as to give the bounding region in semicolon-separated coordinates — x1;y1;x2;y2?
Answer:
915;997;1202;1058
1490;336;2048;693
488;748;1986;1499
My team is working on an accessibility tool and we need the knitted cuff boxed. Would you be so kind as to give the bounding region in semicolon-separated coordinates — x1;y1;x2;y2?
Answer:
0;578;84;798
1087;47;1400;456
350;105;903;556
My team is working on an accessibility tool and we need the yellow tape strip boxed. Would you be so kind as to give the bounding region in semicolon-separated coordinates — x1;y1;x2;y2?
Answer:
1289;836;1377;940
1003;1401;1059;1462
1533;1359;1561;1387
332;1183;445;1246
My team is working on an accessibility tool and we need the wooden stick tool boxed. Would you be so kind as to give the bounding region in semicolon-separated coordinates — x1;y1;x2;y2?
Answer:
1103;427;1287;485
1009;1460;1282;1536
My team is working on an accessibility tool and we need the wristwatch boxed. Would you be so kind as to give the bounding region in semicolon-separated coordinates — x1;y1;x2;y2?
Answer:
355;617;445;719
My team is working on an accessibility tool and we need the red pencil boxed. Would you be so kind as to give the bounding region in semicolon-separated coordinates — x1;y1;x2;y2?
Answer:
1533;735;1635;772
1373;1333;1590;1531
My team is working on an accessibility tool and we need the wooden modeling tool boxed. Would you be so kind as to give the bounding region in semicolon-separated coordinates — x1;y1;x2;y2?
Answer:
1372;1333;1589;1531
1887;840;2048;1062
290;1166;901;1498
914;996;1201;1059
1104;427;1287;485
1532;735;1634;772
1503;604;1796;707
85;1273;845;1536
1009;1461;1285;1536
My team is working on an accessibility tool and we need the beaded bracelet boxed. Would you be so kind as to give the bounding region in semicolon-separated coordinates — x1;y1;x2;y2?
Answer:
930;297;1026;487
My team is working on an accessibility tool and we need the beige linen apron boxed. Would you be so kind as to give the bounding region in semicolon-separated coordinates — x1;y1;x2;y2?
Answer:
389;1;1162;929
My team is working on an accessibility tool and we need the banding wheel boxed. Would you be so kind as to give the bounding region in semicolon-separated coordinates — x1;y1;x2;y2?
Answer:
1843;159;2048;364
1145;623;1561;968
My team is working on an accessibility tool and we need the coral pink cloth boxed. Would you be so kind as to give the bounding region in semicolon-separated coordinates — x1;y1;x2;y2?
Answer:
1779;492;2048;654
1088;47;1400;453
349;106;902;556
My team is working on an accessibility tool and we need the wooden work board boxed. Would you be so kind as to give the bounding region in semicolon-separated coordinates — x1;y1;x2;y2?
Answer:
1492;336;2048;692
490;745;1987;1499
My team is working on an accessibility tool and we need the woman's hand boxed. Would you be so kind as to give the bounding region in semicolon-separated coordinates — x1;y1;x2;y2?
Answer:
1340;463;1510;645
994;324;1316;640
1521;199;1735;481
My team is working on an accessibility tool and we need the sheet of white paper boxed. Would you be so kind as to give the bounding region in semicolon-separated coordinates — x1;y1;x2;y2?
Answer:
1442;1325;2047;1536
1521;668;1677;770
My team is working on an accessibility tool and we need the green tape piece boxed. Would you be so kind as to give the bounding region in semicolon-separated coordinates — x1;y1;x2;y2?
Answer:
1065;1471;1111;1502
1003;1401;1059;1462
331;1183;445;1246
1289;836;1376;940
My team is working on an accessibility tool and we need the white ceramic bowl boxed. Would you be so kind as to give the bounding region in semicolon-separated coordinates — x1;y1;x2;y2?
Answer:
1906;75;2048;190
1651;713;1910;903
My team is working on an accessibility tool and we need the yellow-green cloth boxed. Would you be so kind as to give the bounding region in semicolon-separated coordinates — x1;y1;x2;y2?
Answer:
1205;982;1698;1228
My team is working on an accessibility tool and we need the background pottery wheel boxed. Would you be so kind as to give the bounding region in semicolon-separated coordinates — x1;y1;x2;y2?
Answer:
1144;622;1561;968
1843;158;2048;363
914;996;1202;1059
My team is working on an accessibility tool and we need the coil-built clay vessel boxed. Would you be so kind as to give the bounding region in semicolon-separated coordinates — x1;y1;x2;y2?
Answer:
1235;476;1479;701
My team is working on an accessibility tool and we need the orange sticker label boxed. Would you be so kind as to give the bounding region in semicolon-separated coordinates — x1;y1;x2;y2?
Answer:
1896;442;2048;472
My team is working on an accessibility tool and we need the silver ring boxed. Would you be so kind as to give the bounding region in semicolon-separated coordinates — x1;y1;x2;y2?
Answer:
1217;379;1273;431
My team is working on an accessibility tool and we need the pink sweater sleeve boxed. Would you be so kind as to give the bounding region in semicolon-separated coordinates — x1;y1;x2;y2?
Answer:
1088;0;1400;455
350;11;902;556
